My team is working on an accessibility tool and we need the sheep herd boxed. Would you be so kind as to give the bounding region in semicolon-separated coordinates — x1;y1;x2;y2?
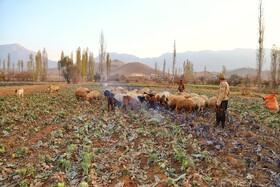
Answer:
14;84;219;113
75;86;218;113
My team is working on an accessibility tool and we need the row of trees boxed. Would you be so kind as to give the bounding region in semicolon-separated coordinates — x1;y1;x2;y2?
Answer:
58;31;112;83
0;49;48;81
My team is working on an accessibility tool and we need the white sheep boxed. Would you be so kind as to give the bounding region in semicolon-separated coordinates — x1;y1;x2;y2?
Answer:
191;96;206;111
208;96;217;109
15;88;24;98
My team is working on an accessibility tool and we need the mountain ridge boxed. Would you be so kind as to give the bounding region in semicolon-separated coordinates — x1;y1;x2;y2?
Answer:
0;43;271;74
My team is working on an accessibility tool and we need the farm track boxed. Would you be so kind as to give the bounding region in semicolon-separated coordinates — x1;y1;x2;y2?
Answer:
0;83;279;186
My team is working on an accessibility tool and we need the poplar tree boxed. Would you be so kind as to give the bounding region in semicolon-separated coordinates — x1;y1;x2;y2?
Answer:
76;47;82;78
3;60;6;73
61;51;64;60
12;63;15;75
172;40;176;84
184;60;193;83
155;61;157;77
204;66;207;84
183;61;186;77
17;60;21;73
58;51;64;79
222;65;226;75
35;50;42;81
106;53;111;80
28;54;33;80
270;44;278;89
81;50;87;81
42;48;48;81
256;0;265;92
21;60;24;72
163;59;166;79
7;53;11;74
168;68;170;80
87;52;95;82
99;30;106;77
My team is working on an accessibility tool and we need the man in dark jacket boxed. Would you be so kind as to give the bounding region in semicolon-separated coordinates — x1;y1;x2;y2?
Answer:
215;73;230;128
178;80;185;92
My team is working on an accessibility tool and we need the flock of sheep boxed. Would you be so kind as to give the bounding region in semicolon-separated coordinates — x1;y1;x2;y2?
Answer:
75;86;218;113
14;84;279;113
14;85;219;113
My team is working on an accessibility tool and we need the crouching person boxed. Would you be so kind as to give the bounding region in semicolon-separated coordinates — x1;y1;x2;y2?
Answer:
215;73;230;129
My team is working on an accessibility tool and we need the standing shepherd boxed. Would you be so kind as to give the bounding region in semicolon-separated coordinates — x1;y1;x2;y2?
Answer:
215;73;230;129
178;80;185;92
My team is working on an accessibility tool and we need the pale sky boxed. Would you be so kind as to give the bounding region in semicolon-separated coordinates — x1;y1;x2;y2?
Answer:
0;0;279;61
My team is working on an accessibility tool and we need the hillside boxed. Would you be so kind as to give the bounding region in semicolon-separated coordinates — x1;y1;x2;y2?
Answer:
111;62;155;76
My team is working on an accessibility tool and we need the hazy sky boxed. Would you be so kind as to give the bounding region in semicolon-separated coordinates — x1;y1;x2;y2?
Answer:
0;0;279;60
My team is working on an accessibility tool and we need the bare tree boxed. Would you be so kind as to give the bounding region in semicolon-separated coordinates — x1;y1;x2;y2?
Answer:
154;61;157;78
99;30;106;78
256;0;265;92
270;44;278;90
204;66;207;84
163;59;166;79
172;40;176;84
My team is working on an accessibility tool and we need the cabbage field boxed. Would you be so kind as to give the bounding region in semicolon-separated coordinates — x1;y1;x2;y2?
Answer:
0;83;279;187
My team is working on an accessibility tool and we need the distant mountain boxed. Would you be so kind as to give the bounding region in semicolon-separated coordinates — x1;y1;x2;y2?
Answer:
110;59;125;70
0;43;57;69
106;48;271;72
227;67;257;76
1;43;272;73
107;53;141;63
111;62;155;76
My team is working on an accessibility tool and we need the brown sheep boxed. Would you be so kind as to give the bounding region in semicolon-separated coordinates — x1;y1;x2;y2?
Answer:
75;88;90;101
200;95;209;107
176;98;195;113
145;93;157;109
159;95;169;109
123;95;141;110
155;91;171;103
86;90;101;104
168;95;185;111
48;85;60;94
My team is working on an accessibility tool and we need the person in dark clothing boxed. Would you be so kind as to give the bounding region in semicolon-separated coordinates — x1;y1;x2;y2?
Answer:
178;80;185;92
215;73;230;129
